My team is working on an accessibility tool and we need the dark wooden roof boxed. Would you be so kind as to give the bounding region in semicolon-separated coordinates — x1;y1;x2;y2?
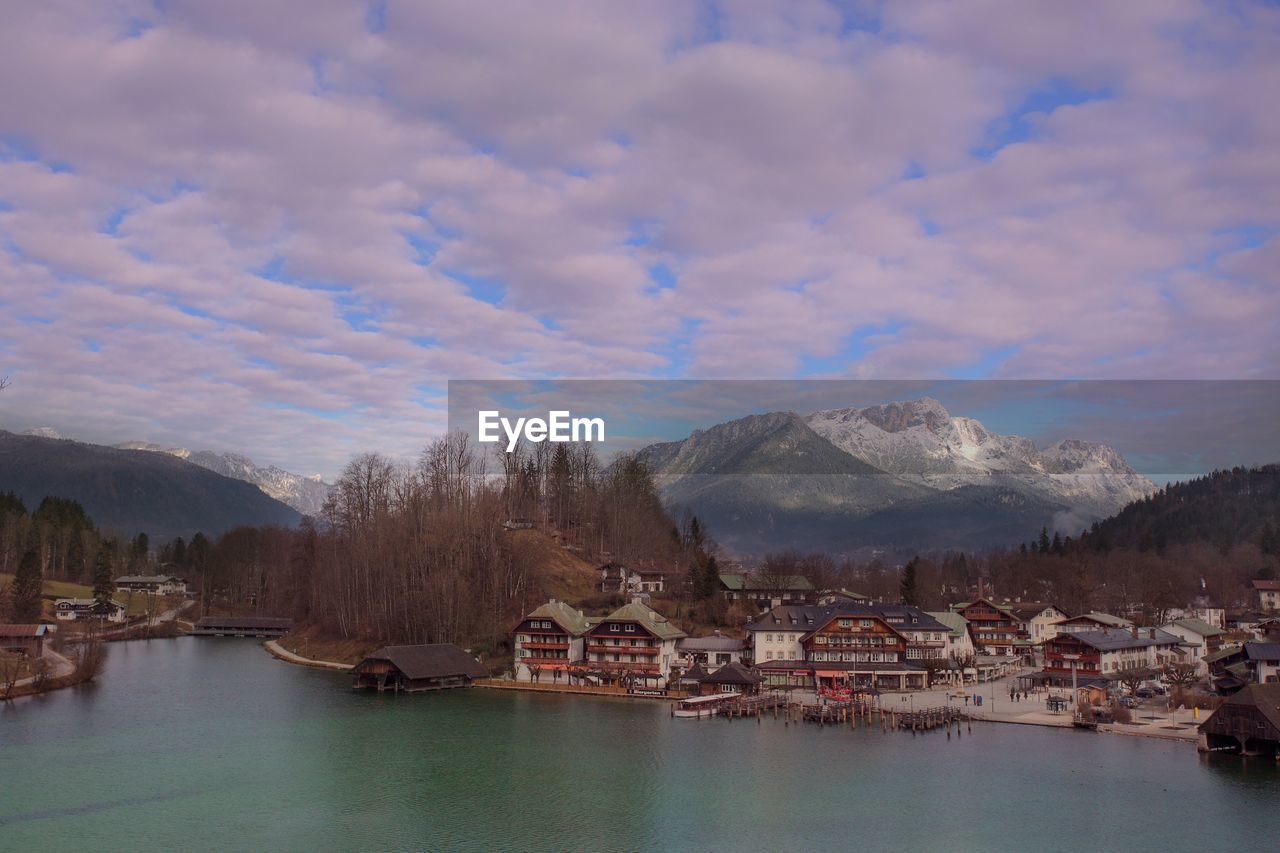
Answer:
0;624;47;637
1200;683;1280;736
700;661;763;685
359;644;487;680
194;616;293;629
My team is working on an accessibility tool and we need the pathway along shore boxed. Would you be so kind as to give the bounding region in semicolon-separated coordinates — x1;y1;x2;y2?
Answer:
263;639;353;671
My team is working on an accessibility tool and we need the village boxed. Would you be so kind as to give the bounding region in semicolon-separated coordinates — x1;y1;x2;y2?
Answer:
6;562;1280;758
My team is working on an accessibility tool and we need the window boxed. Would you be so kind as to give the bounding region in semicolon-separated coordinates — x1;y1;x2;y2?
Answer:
625;625;636;632
609;624;620;632
766;634;774;643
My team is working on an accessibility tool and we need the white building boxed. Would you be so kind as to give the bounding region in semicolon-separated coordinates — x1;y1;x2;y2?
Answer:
583;599;686;687
676;635;746;669
926;611;976;661
54;598;126;623
114;574;187;596
599;564;666;595
510;599;590;682
1005;603;1071;644
1160;618;1225;675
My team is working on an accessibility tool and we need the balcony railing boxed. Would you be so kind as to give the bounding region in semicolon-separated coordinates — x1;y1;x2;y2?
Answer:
522;641;570;651
587;660;660;673
587;643;659;656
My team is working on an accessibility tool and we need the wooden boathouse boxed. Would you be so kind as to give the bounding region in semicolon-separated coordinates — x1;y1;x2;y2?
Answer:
352;644;488;693
1198;683;1280;757
190;616;293;637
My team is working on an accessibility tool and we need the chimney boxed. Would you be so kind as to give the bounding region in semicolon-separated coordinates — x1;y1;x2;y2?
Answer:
549;597;556;604
1131;626;1138;639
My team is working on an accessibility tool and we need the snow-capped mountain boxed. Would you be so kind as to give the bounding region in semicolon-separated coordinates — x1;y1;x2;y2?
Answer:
116;442;331;517
21;427;63;439
805;398;1155;516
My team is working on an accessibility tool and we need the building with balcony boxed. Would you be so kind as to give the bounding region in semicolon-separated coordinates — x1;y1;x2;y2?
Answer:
511;598;592;683
1160;617;1226;675
1252;579;1280;612
952;598;1022;656
1038;627;1185;687
599;563;667;595
114;574;187;596
54;598;126;623
718;572;814;607
748;604;928;690
676;634;746;669
582;599;686;688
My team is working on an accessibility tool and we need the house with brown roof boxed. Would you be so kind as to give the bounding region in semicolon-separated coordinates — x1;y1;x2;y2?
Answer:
0;624;48;658
352;644;488;693
696;661;763;695
1252;579;1280;612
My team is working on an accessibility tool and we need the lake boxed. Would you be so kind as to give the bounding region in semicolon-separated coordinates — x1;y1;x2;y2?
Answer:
2;637;1278;851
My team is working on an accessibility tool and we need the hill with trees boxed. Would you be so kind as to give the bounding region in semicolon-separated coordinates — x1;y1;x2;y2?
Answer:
0;430;301;541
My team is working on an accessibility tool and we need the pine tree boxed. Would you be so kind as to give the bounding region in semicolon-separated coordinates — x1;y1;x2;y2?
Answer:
92;541;115;607
900;557;920;606
10;542;43;622
1037;527;1051;554
701;554;720;600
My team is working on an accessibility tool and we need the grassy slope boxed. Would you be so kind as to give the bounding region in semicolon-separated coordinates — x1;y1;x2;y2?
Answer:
0;574;159;620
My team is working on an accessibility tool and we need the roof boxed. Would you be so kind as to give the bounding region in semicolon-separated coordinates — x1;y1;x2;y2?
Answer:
700;661;763;685
926;611;970;638
596;601;687;640
0;624;48;637
1243;642;1280;661
1204;645;1242;664
1166;618;1225;638
744;602;944;635
680;663;710;682
1055;612;1132;628
818;589;869;602
1251;579;1280;591
678;635;746;652
1054;628;1182;652
754;659;926;673
718;572;814;592
1200;683;1280;735
1004;603;1068;621
525;600;590;635
55;598;124;609
193;616;293;629
359;644;487;680
115;575;184;584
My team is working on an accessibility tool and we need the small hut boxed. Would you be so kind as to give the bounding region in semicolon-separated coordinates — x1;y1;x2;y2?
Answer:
698;661;764;695
0;624;47;657
352;644;488;693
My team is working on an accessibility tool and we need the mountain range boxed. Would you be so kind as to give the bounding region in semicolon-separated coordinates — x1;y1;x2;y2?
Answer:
114;442;332;516
0;430;302;541
637;398;1156;555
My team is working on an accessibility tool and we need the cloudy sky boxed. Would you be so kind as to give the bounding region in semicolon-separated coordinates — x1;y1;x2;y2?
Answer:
2;1;1278;478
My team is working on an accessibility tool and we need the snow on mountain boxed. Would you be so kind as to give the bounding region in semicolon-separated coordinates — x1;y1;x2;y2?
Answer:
116;442;331;516
21;427;62;439
805;398;1156;517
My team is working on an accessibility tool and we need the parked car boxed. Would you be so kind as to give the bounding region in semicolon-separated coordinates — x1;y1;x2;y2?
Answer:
1117;696;1140;708
1135;687;1155;698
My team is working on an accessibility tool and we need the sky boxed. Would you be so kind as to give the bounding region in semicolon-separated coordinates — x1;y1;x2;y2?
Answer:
1;1;1278;479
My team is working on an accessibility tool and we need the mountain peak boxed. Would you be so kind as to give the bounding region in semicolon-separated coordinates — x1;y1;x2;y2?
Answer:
22;427;62;439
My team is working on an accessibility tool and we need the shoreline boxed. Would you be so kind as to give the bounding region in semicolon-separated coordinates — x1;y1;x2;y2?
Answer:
263;639;354;671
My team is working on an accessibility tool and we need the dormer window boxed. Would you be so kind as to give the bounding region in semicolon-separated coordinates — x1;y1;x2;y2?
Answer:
625;624;635;632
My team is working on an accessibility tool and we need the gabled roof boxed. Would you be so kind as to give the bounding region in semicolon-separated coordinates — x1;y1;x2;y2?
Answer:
1251;579;1280;591
1204;644;1242;664
700;661;762;685
55;597;124;609
1055;628;1182;652
1243;642;1280;661
1166;618;1225;638
680;663;710;682
1055;612;1132;628
1005;603;1068;621
744;603;877;633
926;611;971;638
718;572;814;592
0;624;47;637
1201;683;1280;735
678;635;746;652
358;644;487;680
873;605;948;633
525;600;590;635
114;574;184;584
596;601;687;640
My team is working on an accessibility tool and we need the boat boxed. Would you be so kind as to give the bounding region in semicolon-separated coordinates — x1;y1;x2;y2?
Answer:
673;692;738;719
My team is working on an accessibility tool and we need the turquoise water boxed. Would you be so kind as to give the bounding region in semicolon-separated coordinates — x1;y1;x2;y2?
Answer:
2;637;1278;852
